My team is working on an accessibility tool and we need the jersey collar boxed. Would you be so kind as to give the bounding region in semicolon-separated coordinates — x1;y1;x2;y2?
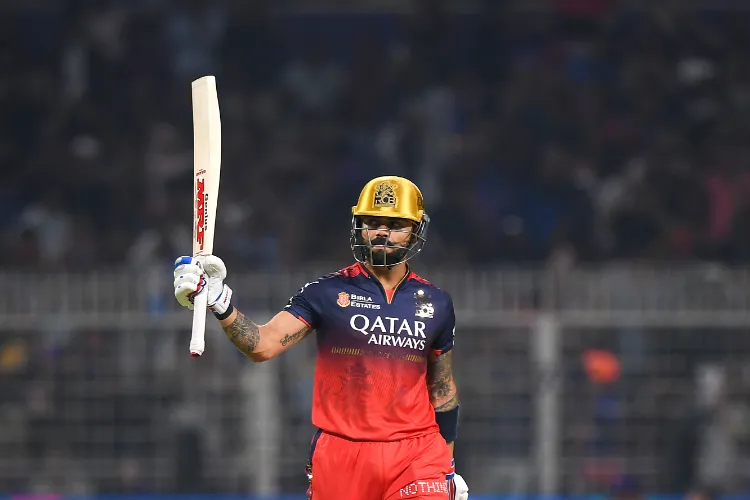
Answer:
356;262;412;304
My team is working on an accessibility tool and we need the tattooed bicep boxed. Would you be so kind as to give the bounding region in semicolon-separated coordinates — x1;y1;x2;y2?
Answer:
427;350;458;410
280;325;313;347
428;350;453;374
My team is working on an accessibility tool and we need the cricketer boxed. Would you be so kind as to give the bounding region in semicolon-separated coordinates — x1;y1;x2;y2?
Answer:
173;176;469;500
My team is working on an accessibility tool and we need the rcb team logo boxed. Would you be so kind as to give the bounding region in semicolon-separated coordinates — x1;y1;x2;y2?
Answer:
337;292;351;308
374;181;397;208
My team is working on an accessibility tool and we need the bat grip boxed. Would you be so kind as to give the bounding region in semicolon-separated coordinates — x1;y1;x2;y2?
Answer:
190;292;208;357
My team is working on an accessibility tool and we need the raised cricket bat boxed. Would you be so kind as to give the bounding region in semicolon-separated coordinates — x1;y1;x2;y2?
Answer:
190;75;222;357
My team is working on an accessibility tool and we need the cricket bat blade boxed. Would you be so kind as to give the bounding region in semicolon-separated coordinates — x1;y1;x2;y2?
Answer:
189;75;222;357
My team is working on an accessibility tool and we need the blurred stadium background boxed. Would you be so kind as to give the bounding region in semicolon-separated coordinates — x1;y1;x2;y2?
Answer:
2;0;750;498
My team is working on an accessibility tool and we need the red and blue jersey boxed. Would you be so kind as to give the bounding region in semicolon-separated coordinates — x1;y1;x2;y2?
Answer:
284;262;456;442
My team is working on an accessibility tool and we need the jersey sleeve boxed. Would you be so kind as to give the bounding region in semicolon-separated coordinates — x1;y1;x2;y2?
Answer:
431;295;456;355
283;280;322;329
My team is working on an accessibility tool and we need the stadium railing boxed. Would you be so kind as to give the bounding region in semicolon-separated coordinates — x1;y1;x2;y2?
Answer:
1;264;749;496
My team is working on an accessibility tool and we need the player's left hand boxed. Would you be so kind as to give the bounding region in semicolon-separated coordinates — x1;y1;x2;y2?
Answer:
451;473;469;499
447;460;469;500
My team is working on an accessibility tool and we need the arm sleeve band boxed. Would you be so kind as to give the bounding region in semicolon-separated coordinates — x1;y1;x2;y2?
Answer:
435;405;459;442
213;303;234;320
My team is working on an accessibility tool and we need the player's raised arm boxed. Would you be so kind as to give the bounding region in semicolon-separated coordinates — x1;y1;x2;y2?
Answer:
217;308;312;361
173;255;314;362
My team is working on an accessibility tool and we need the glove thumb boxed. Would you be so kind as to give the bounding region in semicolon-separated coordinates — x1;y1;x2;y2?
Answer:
197;255;227;279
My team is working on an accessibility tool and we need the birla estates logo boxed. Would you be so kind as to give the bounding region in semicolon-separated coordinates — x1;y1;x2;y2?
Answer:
336;292;381;309
337;292;350;308
195;178;205;250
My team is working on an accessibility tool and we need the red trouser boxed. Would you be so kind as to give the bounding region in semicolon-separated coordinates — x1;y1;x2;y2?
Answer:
306;429;453;500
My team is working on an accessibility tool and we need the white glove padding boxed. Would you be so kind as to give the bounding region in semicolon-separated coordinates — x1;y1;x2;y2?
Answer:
450;473;469;500
173;255;233;315
447;460;469;500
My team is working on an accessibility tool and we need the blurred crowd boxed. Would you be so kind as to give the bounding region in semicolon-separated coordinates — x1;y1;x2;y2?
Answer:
5;0;750;271
4;2;750;496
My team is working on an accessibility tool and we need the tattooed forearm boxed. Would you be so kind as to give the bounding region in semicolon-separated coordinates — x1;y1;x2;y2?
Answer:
222;311;260;355
433;395;458;412
280;326;312;347
427;350;459;411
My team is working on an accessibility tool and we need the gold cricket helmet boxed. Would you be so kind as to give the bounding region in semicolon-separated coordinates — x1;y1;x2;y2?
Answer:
352;176;425;222
350;176;430;267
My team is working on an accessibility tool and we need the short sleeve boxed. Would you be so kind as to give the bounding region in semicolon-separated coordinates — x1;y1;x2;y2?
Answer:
283;280;322;329
431;296;455;355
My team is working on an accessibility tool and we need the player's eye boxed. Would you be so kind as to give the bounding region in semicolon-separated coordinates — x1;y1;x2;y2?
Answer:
362;217;411;230
362;217;386;228
390;220;411;230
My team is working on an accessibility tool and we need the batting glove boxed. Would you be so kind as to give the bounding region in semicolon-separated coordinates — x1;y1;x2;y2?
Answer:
447;460;469;500
173;255;233;315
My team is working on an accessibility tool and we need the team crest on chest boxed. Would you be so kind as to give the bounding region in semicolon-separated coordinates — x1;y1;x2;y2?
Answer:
337;292;381;309
337;292;351;307
374;181;397;208
414;289;434;319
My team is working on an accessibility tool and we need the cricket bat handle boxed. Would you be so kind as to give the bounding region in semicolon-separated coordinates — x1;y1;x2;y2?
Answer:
190;292;208;357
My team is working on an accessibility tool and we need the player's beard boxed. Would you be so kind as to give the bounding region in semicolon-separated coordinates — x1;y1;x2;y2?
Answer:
368;236;409;266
